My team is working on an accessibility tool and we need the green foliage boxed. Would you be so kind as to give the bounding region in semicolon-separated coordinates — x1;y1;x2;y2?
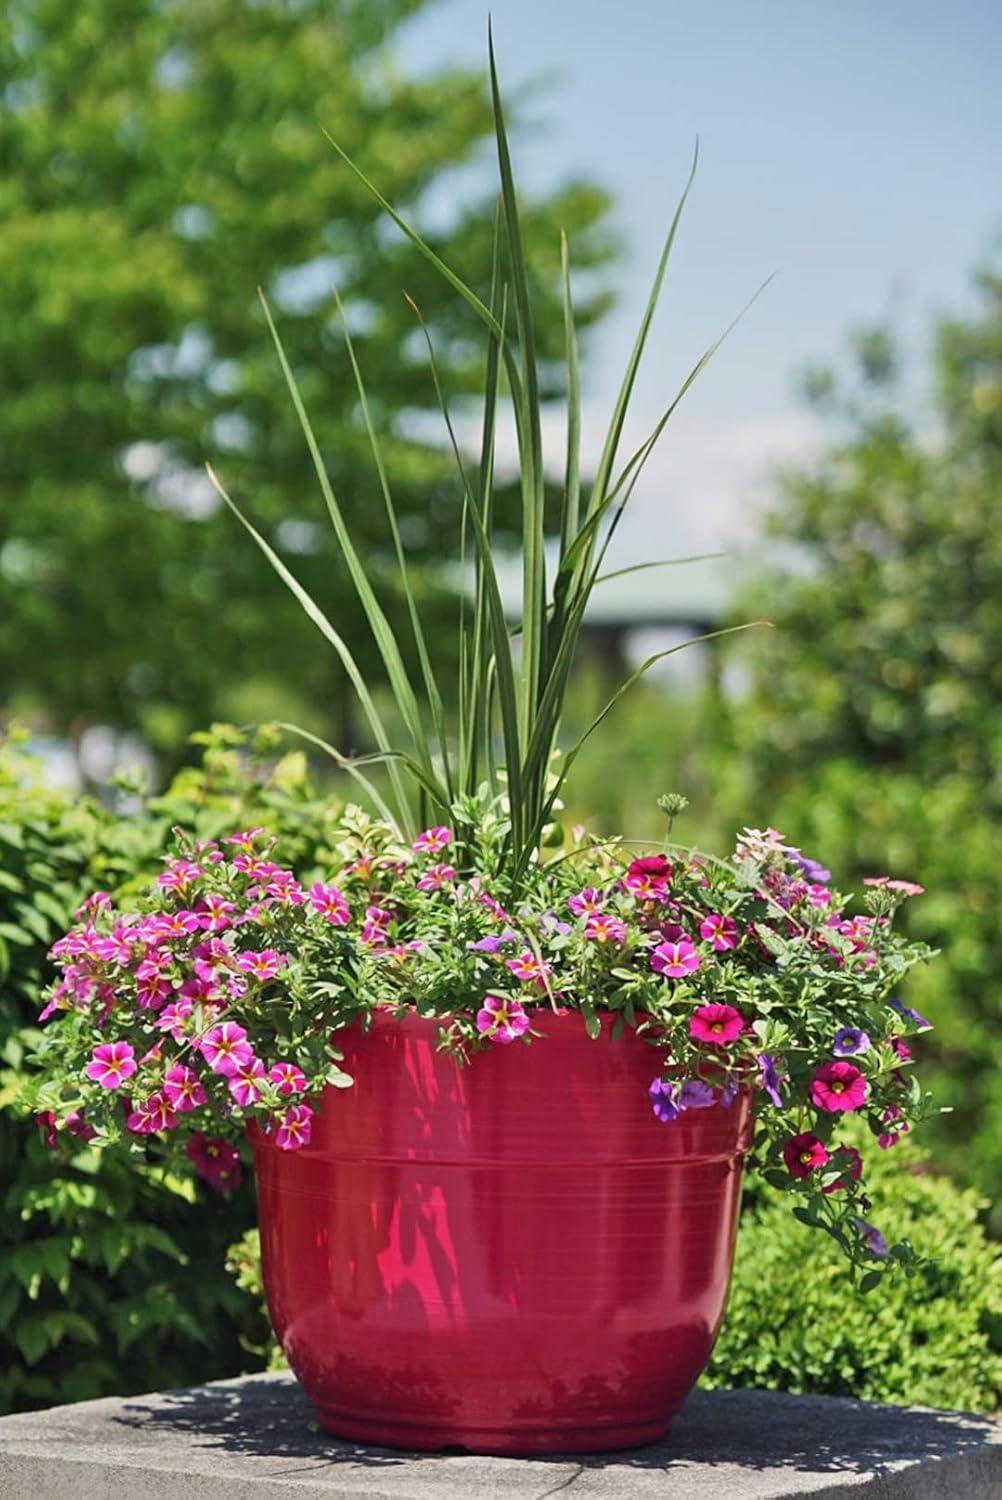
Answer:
707;1141;1002;1413
0;725;343;1413
712;261;1002;1223
0;0;614;759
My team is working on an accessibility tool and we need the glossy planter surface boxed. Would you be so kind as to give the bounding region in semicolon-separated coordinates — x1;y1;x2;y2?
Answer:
251;1010;752;1455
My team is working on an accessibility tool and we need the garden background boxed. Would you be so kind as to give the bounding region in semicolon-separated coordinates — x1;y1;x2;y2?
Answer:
1;0;999;1416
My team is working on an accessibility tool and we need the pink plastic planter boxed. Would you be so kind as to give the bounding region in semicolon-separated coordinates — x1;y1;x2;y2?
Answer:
251;1009;752;1454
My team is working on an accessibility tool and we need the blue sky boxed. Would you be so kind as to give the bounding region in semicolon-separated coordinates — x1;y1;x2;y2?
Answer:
399;1;1001;563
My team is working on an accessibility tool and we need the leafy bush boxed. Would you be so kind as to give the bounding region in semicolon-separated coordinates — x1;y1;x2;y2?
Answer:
0;725;342;1414
706;1141;1002;1413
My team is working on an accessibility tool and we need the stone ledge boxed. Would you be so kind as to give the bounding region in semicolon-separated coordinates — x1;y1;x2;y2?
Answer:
0;1372;998;1499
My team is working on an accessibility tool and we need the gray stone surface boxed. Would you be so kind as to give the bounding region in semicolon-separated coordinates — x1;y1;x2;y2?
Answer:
0;1372;999;1500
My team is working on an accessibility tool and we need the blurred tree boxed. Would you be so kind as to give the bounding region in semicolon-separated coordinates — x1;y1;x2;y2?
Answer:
0;0;614;763
714;261;1002;1220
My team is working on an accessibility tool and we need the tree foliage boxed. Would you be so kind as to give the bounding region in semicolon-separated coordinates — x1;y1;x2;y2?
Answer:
0;0;614;757
715;262;1002;1221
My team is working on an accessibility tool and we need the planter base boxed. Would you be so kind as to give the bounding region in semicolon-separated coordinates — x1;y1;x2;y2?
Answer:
314;1406;671;1455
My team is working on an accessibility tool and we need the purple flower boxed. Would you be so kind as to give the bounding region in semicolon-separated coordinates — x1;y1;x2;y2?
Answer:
757;1053;784;1109
539;912;572;938
853;1218;889;1257
467;928;518;953
833;1027;871;1056
888;997;931;1030
679;1079;716;1110
719;1076;740;1109
648;1078;681;1123
787;849;831;884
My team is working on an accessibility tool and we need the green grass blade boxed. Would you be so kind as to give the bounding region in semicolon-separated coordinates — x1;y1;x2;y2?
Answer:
593;553;727;587
488;28;546;776
559;229;582;559
271;722;401;829
331;288;453;802
257;291;445;807
405;294;525;854
320;128;501;340
205;464;415;836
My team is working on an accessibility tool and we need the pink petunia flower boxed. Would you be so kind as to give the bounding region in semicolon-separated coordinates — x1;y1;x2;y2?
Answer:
811;1060;868;1113
269;1061;307;1096
699;914;739;952
309;882;351;925
275;1104;313;1151
85;1040;137;1089
417;864;456;892
568;886;605;918
136;975;172;1011
194;894;237;932
650;940;701;979
584;913;627;945
91;926;138;966
264;871;304;906
689;1003;745;1045
224;827;266;851
228;1056;266;1107
157;859;204;892
782;1132;829;1179
186;1133;243;1193
156;998;194;1040
162;1063;207;1113
476;994;530;1045
413;826;452;854
199;1021;255;1077
505;950;553;986
235;949;286;982
126;1093;176;1134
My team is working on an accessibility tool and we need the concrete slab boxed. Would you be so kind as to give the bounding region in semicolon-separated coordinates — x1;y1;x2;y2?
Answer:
0;1372;998;1500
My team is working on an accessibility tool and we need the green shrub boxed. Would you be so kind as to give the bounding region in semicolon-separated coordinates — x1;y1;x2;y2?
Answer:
706;1141;1002;1413
0;725;343;1414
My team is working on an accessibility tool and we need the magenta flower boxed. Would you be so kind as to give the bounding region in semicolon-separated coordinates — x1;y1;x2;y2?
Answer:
505;950;553;986
416;863;456;892
225;827;266;851
236;949;286;982
157;859;204;892
275;1103;313;1150
85;1040;137;1090
782;1132;829;1179
650;940;700;979
162;1063;207;1113
228;1057;266;1107
476;994;530;1044
699;914;738;952
156;998;194;1040
413;826;452;854
811;1060;868;1113
568;886;605;917
264;871;304;906
150;910;202;941
309;882;351;925
584;913;627;945
690;1003;744;1045
126;1093;176;1134
822;1146;863;1194
269;1061;307;1096
186;1133;243;1193
194;894;236;932
136;974;172;1011
360;904;392;947
91;926;138;966
200;1021;255;1077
